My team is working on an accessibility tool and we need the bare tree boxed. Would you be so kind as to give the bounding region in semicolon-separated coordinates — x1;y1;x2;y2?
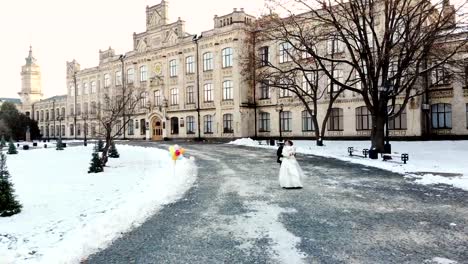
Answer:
265;0;467;152
251;14;351;145
96;83;143;166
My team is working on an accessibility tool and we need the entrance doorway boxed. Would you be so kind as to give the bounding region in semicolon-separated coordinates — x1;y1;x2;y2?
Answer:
152;117;163;141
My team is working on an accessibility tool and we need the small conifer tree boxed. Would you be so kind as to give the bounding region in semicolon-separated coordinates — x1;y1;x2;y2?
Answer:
108;141;120;158
88;151;104;173
0;153;22;217
7;140;17;155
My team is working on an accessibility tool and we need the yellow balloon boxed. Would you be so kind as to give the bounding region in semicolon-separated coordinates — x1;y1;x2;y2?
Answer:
169;146;175;154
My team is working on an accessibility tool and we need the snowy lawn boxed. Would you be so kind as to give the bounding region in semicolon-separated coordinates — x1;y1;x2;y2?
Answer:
0;145;197;264
229;138;468;191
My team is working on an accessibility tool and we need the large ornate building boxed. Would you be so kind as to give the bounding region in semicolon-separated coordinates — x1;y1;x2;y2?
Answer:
13;1;468;140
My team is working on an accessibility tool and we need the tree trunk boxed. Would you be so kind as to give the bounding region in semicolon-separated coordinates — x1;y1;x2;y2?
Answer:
320;108;333;144
370;114;386;152
100;131;112;166
312;114;322;146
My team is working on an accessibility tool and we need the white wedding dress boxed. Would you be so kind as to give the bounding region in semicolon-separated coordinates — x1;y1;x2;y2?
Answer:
279;146;305;188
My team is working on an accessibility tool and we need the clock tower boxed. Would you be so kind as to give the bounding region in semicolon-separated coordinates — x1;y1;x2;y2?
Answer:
19;46;43;105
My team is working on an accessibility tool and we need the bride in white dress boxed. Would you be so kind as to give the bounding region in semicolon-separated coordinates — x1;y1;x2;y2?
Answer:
279;140;305;189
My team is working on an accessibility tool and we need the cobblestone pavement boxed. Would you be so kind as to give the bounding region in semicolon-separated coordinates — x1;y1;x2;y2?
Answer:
85;142;468;264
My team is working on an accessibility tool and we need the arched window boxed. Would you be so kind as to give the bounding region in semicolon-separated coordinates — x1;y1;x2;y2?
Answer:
186;116;195;134
222;48;233;68
259;112;270;132
104;74;110;88
223;114;233;133
154;90;161;106
83;82;88;94
170;88;179;105
140;65;147;81
169;60;177;77
204;83;213;102
204;115;213;133
127;68;134;84
203;52;213;71
280;111;292;132
222;80;233;100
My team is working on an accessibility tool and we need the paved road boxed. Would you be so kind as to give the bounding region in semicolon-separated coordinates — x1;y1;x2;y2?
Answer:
85;142;468;264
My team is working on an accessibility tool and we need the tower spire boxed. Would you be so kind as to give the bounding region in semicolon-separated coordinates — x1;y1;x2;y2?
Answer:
26;45;36;65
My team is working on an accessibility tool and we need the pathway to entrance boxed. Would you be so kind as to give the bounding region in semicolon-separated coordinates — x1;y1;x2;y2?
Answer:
86;142;468;263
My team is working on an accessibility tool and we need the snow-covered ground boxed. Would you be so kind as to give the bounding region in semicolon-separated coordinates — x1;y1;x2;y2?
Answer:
228;138;468;191
0;145;197;264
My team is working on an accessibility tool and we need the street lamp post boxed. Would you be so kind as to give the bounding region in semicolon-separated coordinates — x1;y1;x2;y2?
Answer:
119;55;127;140
276;103;284;142
192;34;203;141
57;116;63;140
379;80;393;154
83;114;88;146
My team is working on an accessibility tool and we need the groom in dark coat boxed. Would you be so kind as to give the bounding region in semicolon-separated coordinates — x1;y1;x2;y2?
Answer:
277;140;284;164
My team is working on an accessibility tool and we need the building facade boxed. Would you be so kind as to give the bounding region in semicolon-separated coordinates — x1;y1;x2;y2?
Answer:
13;0;468;140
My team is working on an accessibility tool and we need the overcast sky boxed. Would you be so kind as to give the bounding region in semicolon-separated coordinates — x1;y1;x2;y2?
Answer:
0;0;466;99
0;0;268;98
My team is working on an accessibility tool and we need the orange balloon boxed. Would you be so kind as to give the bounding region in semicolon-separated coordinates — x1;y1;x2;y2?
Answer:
180;148;185;155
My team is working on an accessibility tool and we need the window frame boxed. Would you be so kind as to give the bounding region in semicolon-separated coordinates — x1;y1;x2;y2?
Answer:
186;56;195;74
222;80;233;100
222;47;233;68
328;108;344;131
259;46;269;67
203;52;213;71
431;103;452;129
170;88;179;105
302;110;314;132
186;116;195;134
223;113;234;133
259;112;270;132
186;86;195;104
280;111;292;132
204;83;213;102
388;104;407;130
204;115;213;133
355;106;372;131
169;59;177;77
140;65;148;82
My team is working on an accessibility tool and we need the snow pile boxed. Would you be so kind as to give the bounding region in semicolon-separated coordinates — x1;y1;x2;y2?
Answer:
227;138;260;147
0;145;197;264
229;139;468;191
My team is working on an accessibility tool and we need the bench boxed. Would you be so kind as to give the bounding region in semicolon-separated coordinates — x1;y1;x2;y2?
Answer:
348;147;369;158
381;153;409;164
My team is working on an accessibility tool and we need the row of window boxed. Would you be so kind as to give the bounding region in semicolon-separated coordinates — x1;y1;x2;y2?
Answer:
258;105;408;133
35;108;66;121
167;114;234;135
39;125;66;137
39;103;468;136
152;81;234;106
75;48;234;95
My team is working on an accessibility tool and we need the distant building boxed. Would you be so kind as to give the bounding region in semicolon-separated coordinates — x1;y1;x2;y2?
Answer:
6;0;468;140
